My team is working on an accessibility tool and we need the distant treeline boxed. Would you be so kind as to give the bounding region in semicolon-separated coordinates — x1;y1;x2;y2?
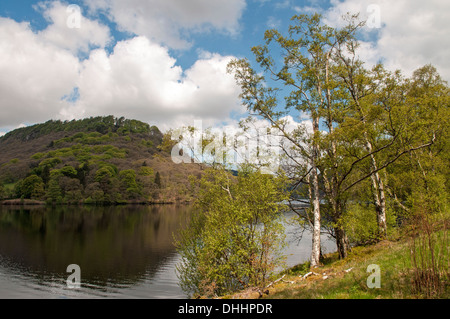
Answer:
0;115;160;142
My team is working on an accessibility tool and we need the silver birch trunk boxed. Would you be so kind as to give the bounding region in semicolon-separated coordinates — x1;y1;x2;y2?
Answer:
365;137;387;237
310;116;321;268
310;163;321;268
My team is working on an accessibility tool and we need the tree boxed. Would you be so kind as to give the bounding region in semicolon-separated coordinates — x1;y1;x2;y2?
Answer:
119;169;142;199
332;46;444;237
46;177;62;204
76;162;90;187
41;165;51;186
228;13;364;261
59;176;83;203
93;164;120;203
60;165;78;178
175;166;288;298
154;171;161;188
20;175;45;200
158;130;178;154
228;13;441;261
386;65;449;218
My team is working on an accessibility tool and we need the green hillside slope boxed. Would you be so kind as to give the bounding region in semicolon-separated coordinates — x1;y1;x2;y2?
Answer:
0;116;203;205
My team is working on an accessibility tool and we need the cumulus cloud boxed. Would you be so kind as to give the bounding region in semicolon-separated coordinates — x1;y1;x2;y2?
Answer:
0;17;80;127
5;0;446;139
0;16;243;130
61;37;243;130
322;0;450;80
0;1;245;131
36;1;112;54
83;0;246;49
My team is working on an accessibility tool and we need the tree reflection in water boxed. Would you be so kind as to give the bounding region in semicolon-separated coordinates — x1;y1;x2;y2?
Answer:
0;204;192;295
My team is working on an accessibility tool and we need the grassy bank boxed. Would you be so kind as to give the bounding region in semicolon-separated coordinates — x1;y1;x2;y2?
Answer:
225;234;449;299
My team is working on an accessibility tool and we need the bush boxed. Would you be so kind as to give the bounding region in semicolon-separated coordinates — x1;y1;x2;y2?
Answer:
175;167;288;298
139;166;154;176
341;203;397;246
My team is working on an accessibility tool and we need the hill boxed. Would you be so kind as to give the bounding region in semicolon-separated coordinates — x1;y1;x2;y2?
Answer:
0;116;204;205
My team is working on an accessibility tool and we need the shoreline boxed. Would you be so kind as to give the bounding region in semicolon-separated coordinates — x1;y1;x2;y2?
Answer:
0;199;192;206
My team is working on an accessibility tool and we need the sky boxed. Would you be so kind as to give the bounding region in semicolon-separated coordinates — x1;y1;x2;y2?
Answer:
0;0;449;136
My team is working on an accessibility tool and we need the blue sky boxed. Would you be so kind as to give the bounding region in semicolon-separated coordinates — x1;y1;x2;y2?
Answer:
0;1;314;71
0;0;448;135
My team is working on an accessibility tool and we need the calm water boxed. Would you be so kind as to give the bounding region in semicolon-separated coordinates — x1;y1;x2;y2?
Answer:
0;205;335;299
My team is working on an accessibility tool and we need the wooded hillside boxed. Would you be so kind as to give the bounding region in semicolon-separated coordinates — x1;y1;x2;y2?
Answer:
0;116;203;204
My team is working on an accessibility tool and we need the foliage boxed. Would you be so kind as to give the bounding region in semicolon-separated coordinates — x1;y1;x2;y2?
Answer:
60;165;78;178
0;116;203;205
119;169;142;199
227;12;449;264
19;175;45;200
46;177;62;204
175;166;289;298
154;171;161;188
0;115;162;142
340;202;397;246
139;166;154;177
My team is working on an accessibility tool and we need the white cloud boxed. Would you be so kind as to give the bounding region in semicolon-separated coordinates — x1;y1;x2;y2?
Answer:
36;1;111;54
275;0;292;10
84;0;246;49
63;38;243;130
323;0;450;80
0;2;244;132
0;17;80;127
267;16;282;29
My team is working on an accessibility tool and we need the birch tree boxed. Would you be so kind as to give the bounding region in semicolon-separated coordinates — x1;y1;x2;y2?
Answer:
228;13;363;262
228;13;441;261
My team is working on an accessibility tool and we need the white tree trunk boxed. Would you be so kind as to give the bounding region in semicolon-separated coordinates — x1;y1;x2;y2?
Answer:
365;138;387;236
310;114;321;268
310;164;321;268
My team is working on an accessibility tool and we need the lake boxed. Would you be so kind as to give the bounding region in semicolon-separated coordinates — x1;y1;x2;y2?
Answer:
0;205;335;299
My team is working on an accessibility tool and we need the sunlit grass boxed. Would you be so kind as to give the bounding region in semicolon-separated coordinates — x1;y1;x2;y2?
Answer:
253;235;448;299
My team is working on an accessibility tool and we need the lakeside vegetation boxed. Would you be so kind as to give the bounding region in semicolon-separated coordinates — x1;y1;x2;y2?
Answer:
176;13;449;299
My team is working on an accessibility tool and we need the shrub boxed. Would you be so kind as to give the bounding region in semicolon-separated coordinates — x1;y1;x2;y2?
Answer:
342;203;397;246
175;167;288;298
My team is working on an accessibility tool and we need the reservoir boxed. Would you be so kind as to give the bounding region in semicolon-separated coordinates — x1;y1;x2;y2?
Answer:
0;205;335;298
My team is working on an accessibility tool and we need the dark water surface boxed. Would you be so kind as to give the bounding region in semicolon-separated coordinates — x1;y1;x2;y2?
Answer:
0;205;335;299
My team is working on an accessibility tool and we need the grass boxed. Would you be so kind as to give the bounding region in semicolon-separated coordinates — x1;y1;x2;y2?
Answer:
225;235;449;299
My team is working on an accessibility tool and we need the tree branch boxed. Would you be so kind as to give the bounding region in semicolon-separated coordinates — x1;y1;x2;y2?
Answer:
343;137;435;193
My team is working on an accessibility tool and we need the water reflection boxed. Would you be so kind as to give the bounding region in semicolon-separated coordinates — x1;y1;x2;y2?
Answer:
0;205;192;298
0;205;335;298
